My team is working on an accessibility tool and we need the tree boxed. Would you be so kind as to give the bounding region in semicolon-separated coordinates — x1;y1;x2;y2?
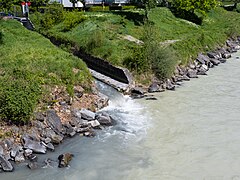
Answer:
172;0;219;16
0;0;15;11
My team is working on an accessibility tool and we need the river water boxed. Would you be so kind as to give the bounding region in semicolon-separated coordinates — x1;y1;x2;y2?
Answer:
2;52;240;180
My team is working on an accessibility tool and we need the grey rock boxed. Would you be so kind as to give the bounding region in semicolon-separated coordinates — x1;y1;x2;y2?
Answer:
28;161;39;170
222;53;231;59
28;154;38;162
88;120;100;128
0;145;3;155
58;153;74;168
64;123;76;137
97;92;109;110
24;149;33;157
197;66;207;75
43;143;54;151
96;113;113;126
31;120;46;130
46;110;63;134
3;139;14;151
45;128;63;144
84;130;96;137
10;145;20;158
76;127;91;133
22;135;46;154
219;58;227;63
44;137;51;144
148;83;160;93
187;69;198;78
15;152;25;163
131;87;145;95
34;112;45;122
207;52;220;59
0;155;13;172
209;58;220;66
197;54;210;64
166;80;175;91
80;109;96;121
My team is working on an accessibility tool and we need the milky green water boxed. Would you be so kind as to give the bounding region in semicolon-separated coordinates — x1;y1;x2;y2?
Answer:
2;52;240;180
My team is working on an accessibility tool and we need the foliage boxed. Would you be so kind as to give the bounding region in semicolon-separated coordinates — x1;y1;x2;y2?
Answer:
123;46;148;72
30;4;64;32
171;0;219;24
0;31;3;45
172;0;219;16
0;74;41;124
62;11;87;31
143;23;177;79
0;20;92;123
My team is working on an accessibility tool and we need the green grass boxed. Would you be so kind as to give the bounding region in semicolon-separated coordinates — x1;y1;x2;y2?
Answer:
31;6;240;80
0;20;92;123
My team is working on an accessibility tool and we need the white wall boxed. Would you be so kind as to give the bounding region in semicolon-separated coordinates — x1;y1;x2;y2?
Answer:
50;0;83;8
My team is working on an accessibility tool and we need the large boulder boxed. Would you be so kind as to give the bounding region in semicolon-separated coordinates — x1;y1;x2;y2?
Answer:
209;58;220;66
22;135;46;154
131;87;146;98
58;153;74;168
96;112;114;126
165;79;175;91
63;123;76;137
80;109;96;121
0;155;14;172
46;110;63;134
44;128;63;144
197;53;210;65
148;82;161;93
207;52;221;59
187;69;198;78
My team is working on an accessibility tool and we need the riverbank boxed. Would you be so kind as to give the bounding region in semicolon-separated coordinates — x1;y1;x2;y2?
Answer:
1;5;240;173
0;19;113;172
30;6;240;84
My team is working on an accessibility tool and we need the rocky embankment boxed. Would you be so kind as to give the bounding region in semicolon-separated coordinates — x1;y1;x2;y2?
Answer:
131;38;240;98
0;97;114;172
0;37;240;173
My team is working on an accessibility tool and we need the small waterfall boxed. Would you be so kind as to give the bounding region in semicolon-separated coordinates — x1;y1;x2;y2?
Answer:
95;80;150;142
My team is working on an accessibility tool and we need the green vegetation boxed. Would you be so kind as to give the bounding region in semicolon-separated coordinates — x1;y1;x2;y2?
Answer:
31;6;240;83
0;20;92;123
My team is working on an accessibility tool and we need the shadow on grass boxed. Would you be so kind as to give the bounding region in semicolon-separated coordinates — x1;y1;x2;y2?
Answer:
111;11;145;26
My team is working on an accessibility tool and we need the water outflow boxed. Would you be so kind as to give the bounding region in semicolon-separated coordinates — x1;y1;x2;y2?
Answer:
2;52;240;180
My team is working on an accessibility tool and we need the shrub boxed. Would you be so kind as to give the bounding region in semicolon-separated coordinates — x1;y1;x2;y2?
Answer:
63;11;87;31
0;31;3;45
0;72;41;124
123;46;148;72
143;23;178;79
30;4;64;31
150;46;178;80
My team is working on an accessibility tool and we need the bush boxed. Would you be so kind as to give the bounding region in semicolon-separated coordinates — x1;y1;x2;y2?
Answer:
0;72;41;124
30;5;64;32
123;46;148;72
0;31;3;44
150;46;177;80
63;11;87;31
143;23;177;79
